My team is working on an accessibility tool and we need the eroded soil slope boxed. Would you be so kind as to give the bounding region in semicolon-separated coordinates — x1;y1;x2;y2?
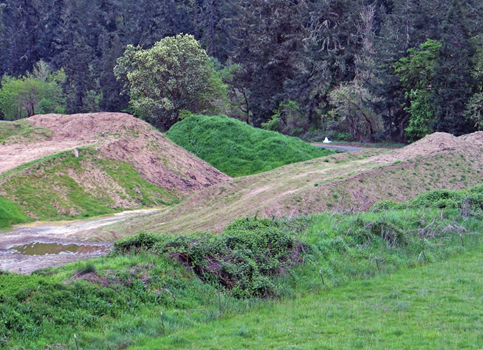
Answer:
93;132;483;237
0;113;230;218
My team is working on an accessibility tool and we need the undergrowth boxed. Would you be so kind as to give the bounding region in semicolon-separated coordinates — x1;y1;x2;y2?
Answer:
166;115;334;177
114;217;310;298
1;185;483;349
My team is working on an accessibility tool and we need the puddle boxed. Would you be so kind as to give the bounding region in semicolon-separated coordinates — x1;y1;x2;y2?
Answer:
8;242;109;256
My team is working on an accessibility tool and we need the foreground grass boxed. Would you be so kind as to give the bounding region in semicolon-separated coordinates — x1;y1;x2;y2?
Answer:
166;115;334;177
2;186;483;349
135;249;483;349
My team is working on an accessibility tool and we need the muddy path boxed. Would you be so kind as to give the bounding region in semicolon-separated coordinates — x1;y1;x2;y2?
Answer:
0;209;160;274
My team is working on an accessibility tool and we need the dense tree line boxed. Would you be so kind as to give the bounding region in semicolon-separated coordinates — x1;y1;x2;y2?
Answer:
0;0;482;141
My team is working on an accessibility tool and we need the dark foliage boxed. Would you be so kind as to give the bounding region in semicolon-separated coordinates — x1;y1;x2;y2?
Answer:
0;0;482;139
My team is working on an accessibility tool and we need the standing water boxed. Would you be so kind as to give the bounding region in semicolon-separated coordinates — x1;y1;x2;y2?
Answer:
8;242;109;256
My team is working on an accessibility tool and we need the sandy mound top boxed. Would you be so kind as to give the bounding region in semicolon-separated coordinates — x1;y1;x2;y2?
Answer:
372;132;483;164
1;113;230;194
29;113;150;142
458;131;483;146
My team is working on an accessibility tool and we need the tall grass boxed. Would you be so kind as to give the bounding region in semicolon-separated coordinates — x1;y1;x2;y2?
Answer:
1;186;483;349
166;115;334;177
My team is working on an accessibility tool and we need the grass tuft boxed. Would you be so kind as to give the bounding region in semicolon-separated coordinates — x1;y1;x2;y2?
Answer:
0;195;31;229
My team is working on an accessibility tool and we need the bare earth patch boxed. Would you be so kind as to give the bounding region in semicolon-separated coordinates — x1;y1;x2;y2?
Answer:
97;131;483;237
0;113;231;193
0;209;159;274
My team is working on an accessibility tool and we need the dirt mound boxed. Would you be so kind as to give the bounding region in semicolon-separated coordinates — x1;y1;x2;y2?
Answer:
372;132;483;164
458;131;483;146
0;113;230;219
2;113;230;192
28;113;149;142
104;131;483;236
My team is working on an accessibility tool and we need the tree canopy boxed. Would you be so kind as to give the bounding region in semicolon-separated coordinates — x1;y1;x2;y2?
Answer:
114;34;226;130
1;0;482;140
0;61;65;120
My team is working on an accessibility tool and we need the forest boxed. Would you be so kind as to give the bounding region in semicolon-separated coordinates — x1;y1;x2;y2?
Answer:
1;0;483;142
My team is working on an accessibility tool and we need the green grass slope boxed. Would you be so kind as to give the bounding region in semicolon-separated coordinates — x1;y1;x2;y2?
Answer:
2;186;483;349
137;249;483;350
0;196;31;229
0;148;179;221
166;115;335;177
0;120;52;144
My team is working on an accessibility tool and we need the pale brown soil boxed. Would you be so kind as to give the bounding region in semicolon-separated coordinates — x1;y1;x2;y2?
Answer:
0;113;230;196
95;131;483;237
372;132;483;164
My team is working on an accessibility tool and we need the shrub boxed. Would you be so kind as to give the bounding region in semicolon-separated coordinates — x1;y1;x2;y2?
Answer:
114;218;307;298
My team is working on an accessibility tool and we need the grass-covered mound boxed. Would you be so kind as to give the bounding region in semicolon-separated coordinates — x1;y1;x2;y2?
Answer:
0;148;179;220
2;185;483;349
0;196;31;229
166;115;334;177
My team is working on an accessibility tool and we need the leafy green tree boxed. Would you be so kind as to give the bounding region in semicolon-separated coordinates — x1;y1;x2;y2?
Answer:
229;0;307;127
328;82;380;142
114;34;226;130
262;100;308;136
0;61;66;120
395;39;442;141
463;92;483;130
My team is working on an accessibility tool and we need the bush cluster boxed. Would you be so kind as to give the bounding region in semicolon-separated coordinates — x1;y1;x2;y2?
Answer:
114;217;310;298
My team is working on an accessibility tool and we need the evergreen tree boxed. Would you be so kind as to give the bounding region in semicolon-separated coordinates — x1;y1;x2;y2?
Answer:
433;0;476;135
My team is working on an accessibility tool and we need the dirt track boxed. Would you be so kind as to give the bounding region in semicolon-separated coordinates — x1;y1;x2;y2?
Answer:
0;209;159;274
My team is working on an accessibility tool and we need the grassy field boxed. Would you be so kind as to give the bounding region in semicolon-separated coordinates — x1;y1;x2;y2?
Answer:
134;248;483;349
166;115;334;177
1;186;483;349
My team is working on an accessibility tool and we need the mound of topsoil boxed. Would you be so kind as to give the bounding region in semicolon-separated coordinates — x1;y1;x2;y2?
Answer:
373;132;483;164
0;113;230;219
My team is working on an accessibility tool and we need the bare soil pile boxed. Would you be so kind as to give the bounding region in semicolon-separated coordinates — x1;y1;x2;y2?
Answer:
2;113;230;193
110;131;483;235
0;113;230;219
372;132;483;164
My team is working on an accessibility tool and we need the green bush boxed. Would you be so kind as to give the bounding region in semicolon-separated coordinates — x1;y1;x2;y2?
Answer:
114;217;308;298
166;115;334;177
